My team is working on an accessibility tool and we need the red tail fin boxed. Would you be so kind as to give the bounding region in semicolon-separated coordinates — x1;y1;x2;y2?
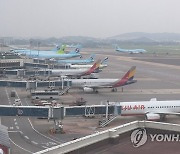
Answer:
83;59;101;75
112;66;136;87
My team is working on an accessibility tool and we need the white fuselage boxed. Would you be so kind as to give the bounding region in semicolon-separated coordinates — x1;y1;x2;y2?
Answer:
113;100;180;116
70;64;107;69
51;68;88;76
70;79;118;88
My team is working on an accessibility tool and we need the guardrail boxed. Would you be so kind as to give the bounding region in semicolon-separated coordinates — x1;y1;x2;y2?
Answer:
34;120;180;154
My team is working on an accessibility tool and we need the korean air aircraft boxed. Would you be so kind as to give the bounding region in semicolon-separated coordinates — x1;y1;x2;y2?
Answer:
12;45;81;59
69;57;108;70
57;54;95;64
116;46;146;54
66;44;82;48
11;45;63;54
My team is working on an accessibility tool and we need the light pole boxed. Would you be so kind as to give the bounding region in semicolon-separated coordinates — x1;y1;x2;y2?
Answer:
37;42;41;63
29;40;32;56
37;42;40;56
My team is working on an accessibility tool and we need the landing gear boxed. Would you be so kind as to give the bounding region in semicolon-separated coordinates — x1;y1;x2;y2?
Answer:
94;89;99;93
160;115;166;121
145;115;148;120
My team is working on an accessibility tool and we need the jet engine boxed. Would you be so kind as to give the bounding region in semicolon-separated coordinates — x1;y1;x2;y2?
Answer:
83;87;94;92
145;113;160;121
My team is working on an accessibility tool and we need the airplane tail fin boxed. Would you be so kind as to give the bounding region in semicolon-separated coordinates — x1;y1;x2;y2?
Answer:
51;44;60;51
89;54;95;61
101;57;108;65
112;66;137;87
115;46;119;50
68;48;80;54
83;59;101;75
75;48;80;53
57;44;66;54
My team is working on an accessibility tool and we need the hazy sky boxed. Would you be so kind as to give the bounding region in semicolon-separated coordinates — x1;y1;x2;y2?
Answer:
0;0;180;38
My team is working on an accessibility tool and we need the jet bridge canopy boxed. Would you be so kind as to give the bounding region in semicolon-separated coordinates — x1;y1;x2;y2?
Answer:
0;104;121;118
0;105;64;119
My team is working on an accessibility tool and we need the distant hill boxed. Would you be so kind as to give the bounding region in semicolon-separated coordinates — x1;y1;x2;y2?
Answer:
60;36;98;43
3;32;180;47
108;32;180;42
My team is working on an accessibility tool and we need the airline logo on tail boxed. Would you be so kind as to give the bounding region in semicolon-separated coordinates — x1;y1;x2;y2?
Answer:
90;54;95;60
75;48;80;53
57;45;66;54
83;59;101;75
112;66;136;87
101;57;108;64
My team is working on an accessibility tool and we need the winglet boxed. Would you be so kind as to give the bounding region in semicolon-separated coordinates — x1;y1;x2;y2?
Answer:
112;66;136;87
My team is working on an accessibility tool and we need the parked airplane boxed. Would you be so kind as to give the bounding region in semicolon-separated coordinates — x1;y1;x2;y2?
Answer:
57;54;95;64
116;46;146;54
66;44;82;48
110;98;180;121
12;45;81;59
69;66;136;92
51;59;101;78
11;45;63;54
69;57;108;70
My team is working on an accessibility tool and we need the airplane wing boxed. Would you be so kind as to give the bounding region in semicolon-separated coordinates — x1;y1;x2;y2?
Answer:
153;111;180;115
145;111;180;121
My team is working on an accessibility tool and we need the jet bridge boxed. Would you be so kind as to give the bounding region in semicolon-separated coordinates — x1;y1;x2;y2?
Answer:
0;104;121;129
0;105;121;118
0;105;64;119
65;104;121;127
65;105;121;117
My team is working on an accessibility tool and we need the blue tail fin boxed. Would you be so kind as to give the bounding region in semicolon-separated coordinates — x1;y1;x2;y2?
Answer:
52;45;60;51
89;54;95;60
101;57;108;64
69;48;80;54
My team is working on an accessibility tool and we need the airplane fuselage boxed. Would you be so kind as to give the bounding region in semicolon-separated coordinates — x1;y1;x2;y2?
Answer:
57;59;93;64
110;100;180;120
51;68;88;76
69;64;107;69
71;79;119;88
14;49;81;59
116;48;146;53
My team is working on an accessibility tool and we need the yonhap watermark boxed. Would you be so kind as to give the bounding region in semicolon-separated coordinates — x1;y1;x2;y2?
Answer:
131;128;180;148
150;134;180;142
131;128;147;147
